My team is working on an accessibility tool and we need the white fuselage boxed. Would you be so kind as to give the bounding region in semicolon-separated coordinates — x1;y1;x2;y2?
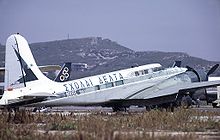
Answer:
0;63;187;107
22;64;187;107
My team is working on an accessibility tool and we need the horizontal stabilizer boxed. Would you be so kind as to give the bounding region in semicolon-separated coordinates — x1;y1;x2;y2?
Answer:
20;92;58;99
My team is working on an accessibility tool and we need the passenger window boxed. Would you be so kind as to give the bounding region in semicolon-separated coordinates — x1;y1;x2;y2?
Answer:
106;82;113;88
153;67;164;72
153;67;158;72
115;80;124;86
135;71;139;76
154;67;164;72
95;85;100;90
148;69;153;73
144;70;148;74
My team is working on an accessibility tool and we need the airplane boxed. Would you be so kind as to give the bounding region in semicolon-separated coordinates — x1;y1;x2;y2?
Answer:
0;33;220;112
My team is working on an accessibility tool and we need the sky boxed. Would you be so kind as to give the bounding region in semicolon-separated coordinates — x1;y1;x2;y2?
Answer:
0;0;220;61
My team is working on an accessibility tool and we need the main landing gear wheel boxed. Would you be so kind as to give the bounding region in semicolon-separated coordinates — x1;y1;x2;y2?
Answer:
112;106;127;112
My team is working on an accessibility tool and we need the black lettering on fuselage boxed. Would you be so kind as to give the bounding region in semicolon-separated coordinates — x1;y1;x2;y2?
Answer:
99;77;104;84
119;73;123;80
89;79;93;86
63;84;69;91
63;78;94;97
103;75;108;83
62;73;124;97
74;82;79;89
69;83;75;91
109;75;114;82
80;81;85;88
98;73;124;85
85;79;91;87
113;73;117;81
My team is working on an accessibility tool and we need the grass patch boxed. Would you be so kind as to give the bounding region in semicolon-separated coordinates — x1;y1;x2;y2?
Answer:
0;108;219;139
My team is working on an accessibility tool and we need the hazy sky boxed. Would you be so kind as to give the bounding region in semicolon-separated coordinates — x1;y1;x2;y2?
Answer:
0;0;220;61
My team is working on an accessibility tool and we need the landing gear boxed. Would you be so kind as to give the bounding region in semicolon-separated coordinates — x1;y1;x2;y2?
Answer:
33;107;48;112
112;106;127;112
212;102;218;108
145;105;152;111
165;103;175;112
181;95;193;109
145;103;175;112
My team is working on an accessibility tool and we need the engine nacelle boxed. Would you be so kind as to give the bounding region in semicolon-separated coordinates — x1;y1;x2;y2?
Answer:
185;70;207;83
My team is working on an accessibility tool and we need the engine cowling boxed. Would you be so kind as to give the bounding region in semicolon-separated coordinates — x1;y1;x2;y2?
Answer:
185;70;207;83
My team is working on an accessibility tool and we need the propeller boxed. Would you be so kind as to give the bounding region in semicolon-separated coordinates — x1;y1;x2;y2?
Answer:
185;64;219;105
186;65;201;82
207;64;219;76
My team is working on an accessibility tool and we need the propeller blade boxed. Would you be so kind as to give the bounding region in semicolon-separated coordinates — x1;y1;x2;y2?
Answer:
207;64;219;76
186;65;200;82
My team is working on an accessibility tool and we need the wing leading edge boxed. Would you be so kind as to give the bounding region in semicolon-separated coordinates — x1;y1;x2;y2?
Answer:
106;80;220;107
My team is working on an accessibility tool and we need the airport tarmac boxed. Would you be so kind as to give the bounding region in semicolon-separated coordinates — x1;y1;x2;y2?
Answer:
45;105;220;113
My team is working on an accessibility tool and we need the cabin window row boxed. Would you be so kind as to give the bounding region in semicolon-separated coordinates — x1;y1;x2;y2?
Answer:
95;80;124;90
134;67;164;77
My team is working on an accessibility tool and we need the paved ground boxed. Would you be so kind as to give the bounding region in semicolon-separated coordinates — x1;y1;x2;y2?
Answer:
46;105;220;113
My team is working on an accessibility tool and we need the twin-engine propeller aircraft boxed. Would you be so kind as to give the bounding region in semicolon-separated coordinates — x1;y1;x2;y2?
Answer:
0;34;220;111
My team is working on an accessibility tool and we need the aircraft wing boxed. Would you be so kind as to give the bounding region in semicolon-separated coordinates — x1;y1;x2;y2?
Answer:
106;80;220;107
178;80;220;92
105;94;178;107
129;80;220;99
19;92;57;99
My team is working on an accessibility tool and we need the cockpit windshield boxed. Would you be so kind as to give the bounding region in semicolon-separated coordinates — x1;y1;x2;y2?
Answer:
152;66;164;72
134;66;164;77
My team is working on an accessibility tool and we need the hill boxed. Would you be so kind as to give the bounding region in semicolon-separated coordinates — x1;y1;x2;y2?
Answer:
0;37;220;79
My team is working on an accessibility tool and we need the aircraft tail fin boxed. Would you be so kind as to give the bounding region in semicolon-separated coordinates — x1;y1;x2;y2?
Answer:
4;34;51;90
54;62;72;82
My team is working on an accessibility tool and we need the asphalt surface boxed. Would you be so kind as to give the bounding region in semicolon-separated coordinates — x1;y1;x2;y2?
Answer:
41;105;220;113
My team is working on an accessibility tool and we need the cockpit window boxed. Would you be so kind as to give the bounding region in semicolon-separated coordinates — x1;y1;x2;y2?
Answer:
153;67;164;72
95;85;100;90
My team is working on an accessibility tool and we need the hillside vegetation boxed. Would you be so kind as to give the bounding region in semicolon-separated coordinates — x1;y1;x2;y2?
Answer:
0;37;219;79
